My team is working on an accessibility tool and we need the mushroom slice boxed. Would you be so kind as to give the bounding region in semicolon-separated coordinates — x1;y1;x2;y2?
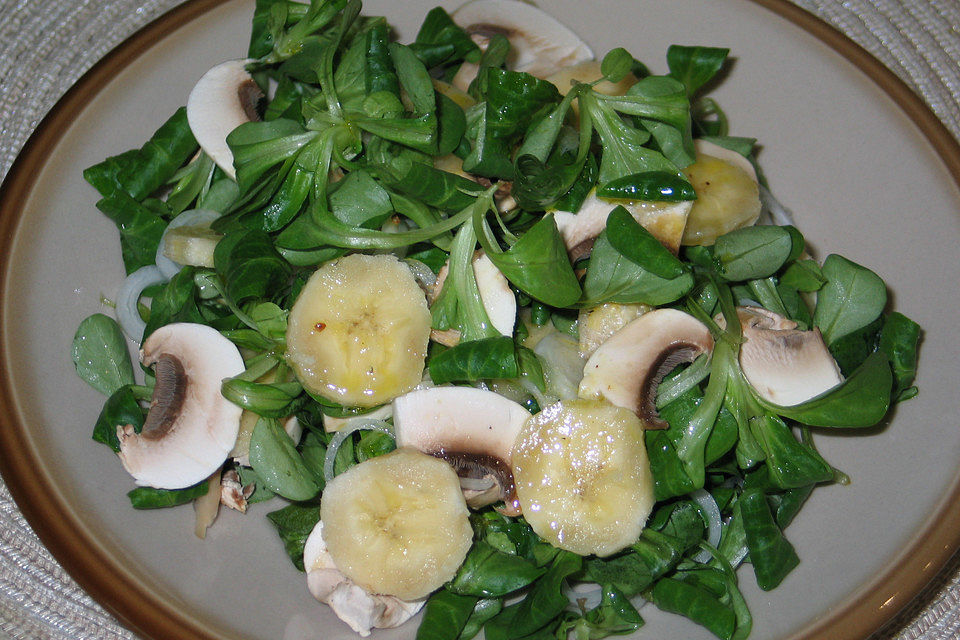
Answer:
117;323;245;489
186;59;262;180
552;189;693;261
304;521;425;637
579;309;714;429
728;306;844;406
451;0;593;89
393;386;530;515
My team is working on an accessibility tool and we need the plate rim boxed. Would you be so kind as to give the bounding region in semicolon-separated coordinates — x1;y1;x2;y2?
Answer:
1;0;959;638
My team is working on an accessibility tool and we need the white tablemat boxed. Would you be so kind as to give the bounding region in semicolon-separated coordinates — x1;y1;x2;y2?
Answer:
2;0;959;638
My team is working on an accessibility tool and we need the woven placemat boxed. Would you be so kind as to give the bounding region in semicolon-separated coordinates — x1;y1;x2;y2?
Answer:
2;0;959;638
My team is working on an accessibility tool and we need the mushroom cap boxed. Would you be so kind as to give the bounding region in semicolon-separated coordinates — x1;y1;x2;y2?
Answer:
186;59;261;180
553;189;693;261
304;521;425;636
451;0;593;84
117;323;244;489
730;306;844;406
392;386;530;514
579;309;714;429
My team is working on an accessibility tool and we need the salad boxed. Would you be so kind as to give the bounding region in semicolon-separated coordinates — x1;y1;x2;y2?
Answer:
70;0;922;638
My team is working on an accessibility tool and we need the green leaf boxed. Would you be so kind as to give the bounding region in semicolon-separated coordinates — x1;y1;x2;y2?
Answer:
713;226;793;281
94;192;168;274
739;487;799;590
649;578;736;639
266;503;321;571
604;206;686;278
572;584;643;639
127;482;208;509
329;169;394;228
72;314;135;396
412;6;479;68
761;351;892;428
484;551;581;640
475;212;582;307
779;258;825;292
416;589;478;640
600;48;634;83
463;68;561;179
249;416;321;500
666;45;729;96
750;415;834;489
92;385;146;452
214;228;292;304
596;171;696;202
221;379;304;417
449;541;546;597
581;230;693;306
142;267;205;340
83;107;198;201
878;311;921;401
813;254;887;345
429;337;519;385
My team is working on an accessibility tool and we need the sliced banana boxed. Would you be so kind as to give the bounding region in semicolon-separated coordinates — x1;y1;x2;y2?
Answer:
577;302;651;358
320;448;473;601
286;254;431;407
511;399;655;557
681;139;761;246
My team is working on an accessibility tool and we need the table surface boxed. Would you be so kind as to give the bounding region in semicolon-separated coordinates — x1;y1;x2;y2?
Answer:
2;0;960;638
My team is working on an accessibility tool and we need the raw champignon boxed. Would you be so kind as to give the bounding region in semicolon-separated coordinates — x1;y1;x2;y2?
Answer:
450;0;593;90
117;323;245;489
724;306;844;406
304;521;424;637
186;59;262;180
579;309;714;429
392;386;530;515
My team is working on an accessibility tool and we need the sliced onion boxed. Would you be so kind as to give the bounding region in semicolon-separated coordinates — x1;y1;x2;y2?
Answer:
533;331;585;402
404;258;438;292
563;582;603;611
115;264;166;341
690;488;722;564
155;208;221;279
322;418;394;483
758;184;796;227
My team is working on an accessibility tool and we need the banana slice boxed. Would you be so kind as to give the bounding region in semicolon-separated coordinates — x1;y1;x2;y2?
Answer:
577;302;651;358
681;139;761;246
320;448;473;601
286;254;431;407
512;399;654;557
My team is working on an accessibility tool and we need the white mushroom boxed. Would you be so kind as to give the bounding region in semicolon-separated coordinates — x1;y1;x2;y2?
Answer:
430;250;516;347
186;59;262;180
116;323;245;489
579;309;714;429
726;306;844;406
392;386;530;515
552;189;694;261
304;521;425;637
451;0;593;90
